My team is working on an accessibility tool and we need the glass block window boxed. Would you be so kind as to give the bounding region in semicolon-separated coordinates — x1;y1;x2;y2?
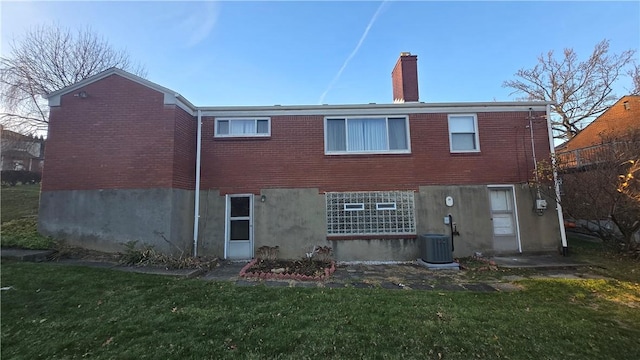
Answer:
326;191;416;235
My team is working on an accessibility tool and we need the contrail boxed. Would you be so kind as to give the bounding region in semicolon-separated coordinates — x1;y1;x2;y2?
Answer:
318;1;390;104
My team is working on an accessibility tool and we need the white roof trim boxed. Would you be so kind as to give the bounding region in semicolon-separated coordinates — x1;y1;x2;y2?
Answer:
46;68;197;115
45;68;553;118
200;103;550;117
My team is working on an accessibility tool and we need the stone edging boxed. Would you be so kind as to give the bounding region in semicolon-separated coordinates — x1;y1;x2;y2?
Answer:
239;259;336;281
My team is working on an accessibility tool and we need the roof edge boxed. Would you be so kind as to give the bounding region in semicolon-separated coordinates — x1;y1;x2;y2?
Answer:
46;68;197;114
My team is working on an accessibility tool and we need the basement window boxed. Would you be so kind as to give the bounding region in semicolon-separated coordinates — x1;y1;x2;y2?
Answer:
326;191;416;235
215;118;270;137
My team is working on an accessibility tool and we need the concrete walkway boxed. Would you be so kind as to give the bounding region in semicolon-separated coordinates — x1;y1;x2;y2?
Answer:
2;248;594;293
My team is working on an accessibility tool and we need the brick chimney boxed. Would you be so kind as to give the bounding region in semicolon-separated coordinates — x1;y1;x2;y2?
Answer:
391;52;419;103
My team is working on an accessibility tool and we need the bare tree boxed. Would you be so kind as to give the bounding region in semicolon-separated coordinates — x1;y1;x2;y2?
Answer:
540;129;640;256
503;40;636;141
628;63;640;96
0;24;146;136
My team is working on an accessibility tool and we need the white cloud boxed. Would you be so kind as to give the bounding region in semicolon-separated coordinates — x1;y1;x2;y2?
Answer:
319;0;390;104
178;2;220;48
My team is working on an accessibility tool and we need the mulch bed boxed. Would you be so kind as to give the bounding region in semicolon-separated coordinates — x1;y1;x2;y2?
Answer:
240;259;336;281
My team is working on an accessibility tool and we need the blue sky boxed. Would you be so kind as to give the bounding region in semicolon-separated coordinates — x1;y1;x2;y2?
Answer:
1;1;639;107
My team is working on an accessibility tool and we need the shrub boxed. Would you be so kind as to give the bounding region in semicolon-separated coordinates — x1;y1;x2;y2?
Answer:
0;217;53;249
256;245;279;260
1;170;41;186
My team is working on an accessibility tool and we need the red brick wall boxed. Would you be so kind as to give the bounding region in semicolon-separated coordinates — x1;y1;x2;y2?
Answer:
200;111;551;194
391;54;419;102
42;75;185;191
172;108;196;189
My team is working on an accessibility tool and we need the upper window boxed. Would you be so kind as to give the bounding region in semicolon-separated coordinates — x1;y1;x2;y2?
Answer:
215;118;270;137
325;116;410;154
448;114;479;152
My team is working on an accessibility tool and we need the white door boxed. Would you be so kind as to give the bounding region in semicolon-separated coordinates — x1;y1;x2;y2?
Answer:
225;194;253;259
489;187;521;253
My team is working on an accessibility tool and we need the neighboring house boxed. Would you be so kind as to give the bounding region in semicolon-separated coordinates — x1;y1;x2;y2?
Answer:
556;95;640;168
0;126;45;172
38;53;566;261
555;95;640;240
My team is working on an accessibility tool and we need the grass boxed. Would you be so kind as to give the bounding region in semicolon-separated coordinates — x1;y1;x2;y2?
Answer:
0;217;54;249
1;182;639;358
2;261;639;359
0;184;41;224
567;231;640;283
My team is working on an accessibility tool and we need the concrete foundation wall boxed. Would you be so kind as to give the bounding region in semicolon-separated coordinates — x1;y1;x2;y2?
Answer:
329;238;420;262
196;190;226;257
39;188;194;255
39;185;562;261
514;184;562;253
416;185;494;258
254;188;328;259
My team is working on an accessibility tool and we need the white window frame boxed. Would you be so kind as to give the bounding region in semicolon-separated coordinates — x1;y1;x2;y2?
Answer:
344;203;365;211
376;202;397;210
215;118;271;138
448;114;480;153
324;116;411;155
326;191;416;236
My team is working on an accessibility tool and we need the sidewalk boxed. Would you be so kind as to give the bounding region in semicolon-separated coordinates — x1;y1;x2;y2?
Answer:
2;248;594;292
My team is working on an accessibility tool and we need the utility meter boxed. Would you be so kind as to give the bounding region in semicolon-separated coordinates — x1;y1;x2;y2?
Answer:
445;196;454;207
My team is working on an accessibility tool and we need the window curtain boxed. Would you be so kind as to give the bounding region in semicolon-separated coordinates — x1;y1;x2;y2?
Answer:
326;119;346;151
230;120;256;134
217;120;230;135
348;118;386;151
388;118;407;150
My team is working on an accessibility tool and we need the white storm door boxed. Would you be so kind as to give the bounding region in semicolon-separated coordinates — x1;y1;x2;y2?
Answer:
489;187;521;253
225;194;253;259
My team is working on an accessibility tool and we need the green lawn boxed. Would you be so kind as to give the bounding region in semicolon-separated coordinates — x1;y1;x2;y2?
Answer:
0;184;41;224
1;184;639;358
2;261;639;359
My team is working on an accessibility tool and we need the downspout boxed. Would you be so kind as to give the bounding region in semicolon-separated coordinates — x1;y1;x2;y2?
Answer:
545;104;569;256
193;109;203;257
528;108;541;200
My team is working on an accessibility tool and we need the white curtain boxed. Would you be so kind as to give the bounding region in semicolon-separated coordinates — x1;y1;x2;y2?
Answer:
326;119;346;151
388;118;407;150
230;120;255;134
347;118;386;151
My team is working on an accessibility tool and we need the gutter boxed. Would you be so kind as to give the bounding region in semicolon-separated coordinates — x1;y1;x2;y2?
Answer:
193;109;203;256
546;104;569;255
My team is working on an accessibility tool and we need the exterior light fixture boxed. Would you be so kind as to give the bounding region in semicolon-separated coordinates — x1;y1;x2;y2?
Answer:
75;90;88;99
261;195;266;203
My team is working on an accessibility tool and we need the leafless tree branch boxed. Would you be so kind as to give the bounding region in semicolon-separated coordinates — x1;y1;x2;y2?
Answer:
503;39;636;141
0;24;146;136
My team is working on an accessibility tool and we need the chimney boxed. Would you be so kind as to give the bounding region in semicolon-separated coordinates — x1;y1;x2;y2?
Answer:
391;52;419;103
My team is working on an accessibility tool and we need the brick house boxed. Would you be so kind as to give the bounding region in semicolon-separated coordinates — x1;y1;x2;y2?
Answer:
556;95;640;168
39;53;567;261
555;95;640;240
0;126;45;172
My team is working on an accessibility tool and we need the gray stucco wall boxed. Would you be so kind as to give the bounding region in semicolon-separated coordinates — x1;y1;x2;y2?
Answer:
416;185;494;258
39;184;562;261
514;184;562;253
196;189;226;257
254;188;328;259
39;188;194;255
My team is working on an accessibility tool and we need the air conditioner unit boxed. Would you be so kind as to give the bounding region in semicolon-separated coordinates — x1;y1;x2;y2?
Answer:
419;234;453;264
